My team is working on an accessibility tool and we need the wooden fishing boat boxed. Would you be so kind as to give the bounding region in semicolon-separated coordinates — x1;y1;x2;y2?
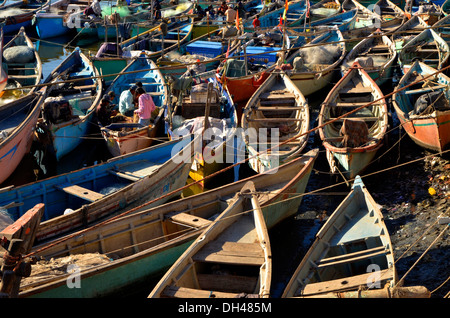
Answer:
33;0;92;39
91;23;163;86
286;27;346;96
391;15;428;52
318;61;389;180
0;0;50;34
341;29;397;86
149;181;271;298
392;60;450;152
120;15;194;62
404;0;443;25
0;92;46;186
304;8;357;31
398;28;450;74
310;0;341;20
156;27;242;78
282;175;397;297
0;137;196;243
216;30;305;103
341;0;382;33
1;27;42;105
241;71;310;174
430;14;450;45
36;47;102;161
166;78;237;192
18;148;318;298
243;0;309;31
374;0;407;33
100;54;167;157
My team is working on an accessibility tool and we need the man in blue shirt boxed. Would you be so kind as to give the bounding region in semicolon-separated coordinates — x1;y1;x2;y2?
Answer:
119;85;137;117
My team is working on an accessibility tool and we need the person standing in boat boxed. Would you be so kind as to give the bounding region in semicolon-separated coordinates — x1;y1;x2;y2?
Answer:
134;87;157;126
119;85;137;117
84;0;102;18
252;14;261;31
225;4;237;25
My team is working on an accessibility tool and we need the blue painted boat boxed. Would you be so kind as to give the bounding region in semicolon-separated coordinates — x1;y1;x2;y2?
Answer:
100;54;168;157
0;0;49;34
300;8;357;31
0;136;196;243
243;0;309;31
37;47;103;161
33;0;92;39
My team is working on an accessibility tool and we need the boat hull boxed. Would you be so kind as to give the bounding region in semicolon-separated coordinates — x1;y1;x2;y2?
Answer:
0;94;44;185
20;149;318;298
35;15;71;39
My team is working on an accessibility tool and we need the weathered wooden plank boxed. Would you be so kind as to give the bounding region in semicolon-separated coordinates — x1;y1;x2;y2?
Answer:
161;285;240;298
197;274;259;293
169;212;212;228
57;185;105;202
193;241;264;266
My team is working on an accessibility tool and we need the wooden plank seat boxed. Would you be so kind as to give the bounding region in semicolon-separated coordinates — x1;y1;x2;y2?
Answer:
316;245;388;268
327;116;379;122
161;285;243;298
301;268;394;296
192;241;265;266
340;87;373;94
56;184;104;202
7;74;38;79
256;106;303;111
108;169;142;182
404;84;447;95
330;101;383;107
247;118;303;122
169;212;212;228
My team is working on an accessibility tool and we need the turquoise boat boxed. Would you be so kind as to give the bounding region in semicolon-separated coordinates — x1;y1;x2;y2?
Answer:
36;47;103;162
0;136;196;244
18;148;318;298
301;8;357;31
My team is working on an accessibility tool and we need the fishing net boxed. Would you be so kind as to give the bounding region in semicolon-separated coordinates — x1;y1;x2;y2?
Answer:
0;9;26;18
3;46;35;64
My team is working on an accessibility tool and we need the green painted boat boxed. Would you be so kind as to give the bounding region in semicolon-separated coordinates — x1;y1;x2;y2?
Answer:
19;148;318;298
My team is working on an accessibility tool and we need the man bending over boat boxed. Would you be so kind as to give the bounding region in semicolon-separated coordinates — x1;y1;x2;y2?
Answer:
119;85;137;117
134;87;159;126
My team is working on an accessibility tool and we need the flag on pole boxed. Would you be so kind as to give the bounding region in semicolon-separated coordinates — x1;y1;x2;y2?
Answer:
282;0;289;21
235;9;239;30
0;29;8;95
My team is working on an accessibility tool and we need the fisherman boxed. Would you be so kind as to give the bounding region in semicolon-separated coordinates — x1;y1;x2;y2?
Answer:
153;0;162;20
225;4;237;24
84;0;102;18
134;87;157;126
96;95;117;126
252;14;261;31
194;4;206;20
119;85;137;117
236;0;245;19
